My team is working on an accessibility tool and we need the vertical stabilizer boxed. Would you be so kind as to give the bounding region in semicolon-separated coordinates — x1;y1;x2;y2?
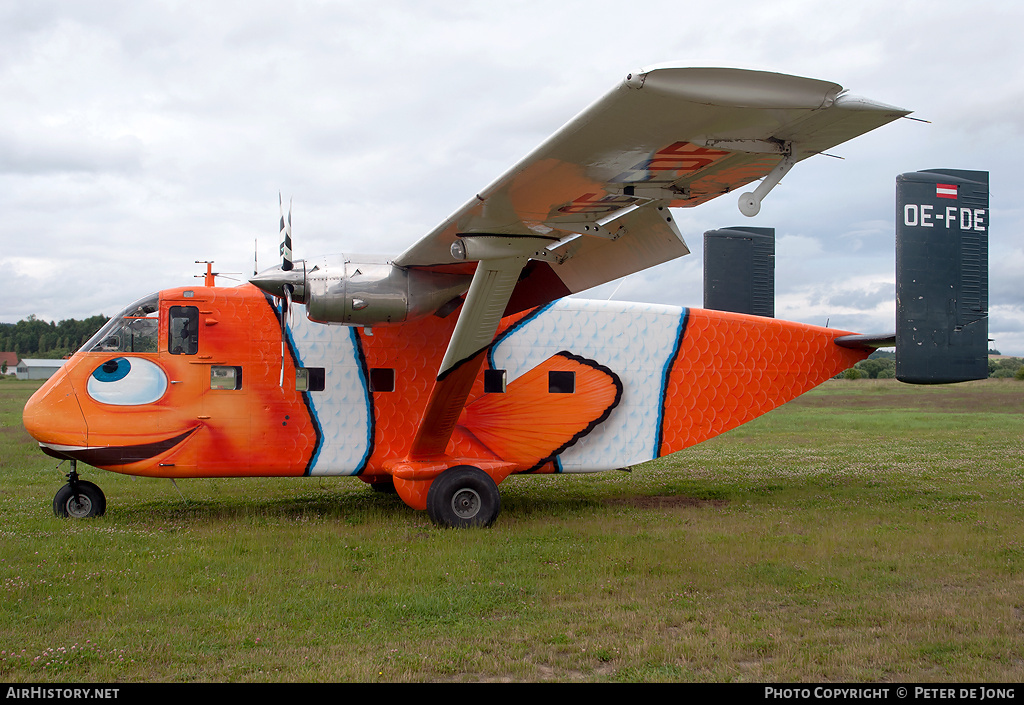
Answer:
896;169;989;384
703;227;775;318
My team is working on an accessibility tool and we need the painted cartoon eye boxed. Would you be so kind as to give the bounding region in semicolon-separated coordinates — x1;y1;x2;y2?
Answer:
86;357;168;406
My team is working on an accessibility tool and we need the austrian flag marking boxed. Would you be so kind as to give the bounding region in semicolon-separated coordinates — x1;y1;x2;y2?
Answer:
936;183;958;200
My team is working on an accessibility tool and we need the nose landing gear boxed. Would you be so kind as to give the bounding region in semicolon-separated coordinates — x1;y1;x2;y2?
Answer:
53;461;106;519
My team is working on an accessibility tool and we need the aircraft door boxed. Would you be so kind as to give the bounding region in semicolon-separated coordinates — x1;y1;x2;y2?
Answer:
157;297;253;476
153;301;203;474
192;299;253;476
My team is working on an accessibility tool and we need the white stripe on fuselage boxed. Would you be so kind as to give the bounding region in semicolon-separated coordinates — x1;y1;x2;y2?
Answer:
287;308;373;476
490;299;685;472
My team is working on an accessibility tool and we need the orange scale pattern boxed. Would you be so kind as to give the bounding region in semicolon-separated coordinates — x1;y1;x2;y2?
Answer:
658;308;868;455
354;314;455;466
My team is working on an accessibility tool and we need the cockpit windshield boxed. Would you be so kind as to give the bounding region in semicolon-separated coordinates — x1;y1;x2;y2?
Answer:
79;293;160;354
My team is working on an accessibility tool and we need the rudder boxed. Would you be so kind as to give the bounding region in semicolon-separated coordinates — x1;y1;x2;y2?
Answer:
895;169;989;384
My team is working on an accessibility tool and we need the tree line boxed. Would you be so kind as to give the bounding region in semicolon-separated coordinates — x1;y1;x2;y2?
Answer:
0;314;108;359
842;352;1024;380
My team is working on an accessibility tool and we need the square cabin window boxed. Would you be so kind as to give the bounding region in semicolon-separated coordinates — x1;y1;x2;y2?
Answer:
210;366;242;390
296;367;326;392
484;369;507;393
369;368;395;392
548;370;575;394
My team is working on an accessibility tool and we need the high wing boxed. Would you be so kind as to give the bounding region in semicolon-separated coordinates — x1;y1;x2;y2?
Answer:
400;66;909;461
395;65;910;312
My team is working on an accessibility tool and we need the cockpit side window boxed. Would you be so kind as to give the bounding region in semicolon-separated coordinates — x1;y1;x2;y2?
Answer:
82;293;160;354
169;306;199;355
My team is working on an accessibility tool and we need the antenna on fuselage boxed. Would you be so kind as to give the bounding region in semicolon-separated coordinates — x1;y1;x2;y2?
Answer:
195;261;240;287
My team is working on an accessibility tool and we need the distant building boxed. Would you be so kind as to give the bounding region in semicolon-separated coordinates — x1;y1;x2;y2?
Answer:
16;358;66;381
0;352;18;375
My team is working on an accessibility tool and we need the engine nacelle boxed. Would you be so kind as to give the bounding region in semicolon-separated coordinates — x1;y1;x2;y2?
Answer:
304;255;470;326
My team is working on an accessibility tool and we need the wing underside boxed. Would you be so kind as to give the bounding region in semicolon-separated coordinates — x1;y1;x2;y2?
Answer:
395;66;909;308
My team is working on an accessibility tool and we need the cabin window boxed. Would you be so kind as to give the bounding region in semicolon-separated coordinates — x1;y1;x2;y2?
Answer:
210;366;242;390
369;368;395;392
296;367;326;392
168;306;199;355
484;369;506;393
548;370;575;394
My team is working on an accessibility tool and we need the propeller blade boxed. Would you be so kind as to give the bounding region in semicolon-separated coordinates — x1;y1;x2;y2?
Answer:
279;283;293;387
279;194;293;272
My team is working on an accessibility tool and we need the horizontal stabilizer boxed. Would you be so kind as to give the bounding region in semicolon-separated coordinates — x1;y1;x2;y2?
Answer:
834;333;896;352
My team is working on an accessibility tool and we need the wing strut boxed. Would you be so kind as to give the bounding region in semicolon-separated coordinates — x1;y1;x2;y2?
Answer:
738;153;796;217
407;236;556;459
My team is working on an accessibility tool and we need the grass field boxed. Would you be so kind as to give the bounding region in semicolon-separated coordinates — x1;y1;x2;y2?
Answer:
1;377;1023;682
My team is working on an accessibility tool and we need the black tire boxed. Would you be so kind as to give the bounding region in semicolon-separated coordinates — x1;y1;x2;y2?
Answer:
53;481;106;519
426;466;501;528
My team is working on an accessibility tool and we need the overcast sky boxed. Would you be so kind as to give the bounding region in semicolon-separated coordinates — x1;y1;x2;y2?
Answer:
4;0;1023;354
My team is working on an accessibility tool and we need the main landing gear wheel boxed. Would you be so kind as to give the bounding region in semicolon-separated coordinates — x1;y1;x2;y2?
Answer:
426;466;501;528
53;481;106;519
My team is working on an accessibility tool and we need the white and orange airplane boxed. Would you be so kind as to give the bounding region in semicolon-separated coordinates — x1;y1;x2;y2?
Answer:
23;66;942;527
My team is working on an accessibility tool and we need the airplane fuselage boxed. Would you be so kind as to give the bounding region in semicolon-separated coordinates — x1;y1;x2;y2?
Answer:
23;282;867;495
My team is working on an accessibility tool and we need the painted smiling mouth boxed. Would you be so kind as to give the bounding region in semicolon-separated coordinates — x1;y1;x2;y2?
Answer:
38;428;199;466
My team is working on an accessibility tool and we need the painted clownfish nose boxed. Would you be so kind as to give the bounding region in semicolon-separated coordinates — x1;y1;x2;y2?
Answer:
23;371;89;453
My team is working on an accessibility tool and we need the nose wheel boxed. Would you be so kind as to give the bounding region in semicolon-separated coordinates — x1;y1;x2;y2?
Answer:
53;463;106;519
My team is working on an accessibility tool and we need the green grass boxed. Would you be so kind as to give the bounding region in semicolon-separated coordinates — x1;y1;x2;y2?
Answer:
1;378;1023;682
